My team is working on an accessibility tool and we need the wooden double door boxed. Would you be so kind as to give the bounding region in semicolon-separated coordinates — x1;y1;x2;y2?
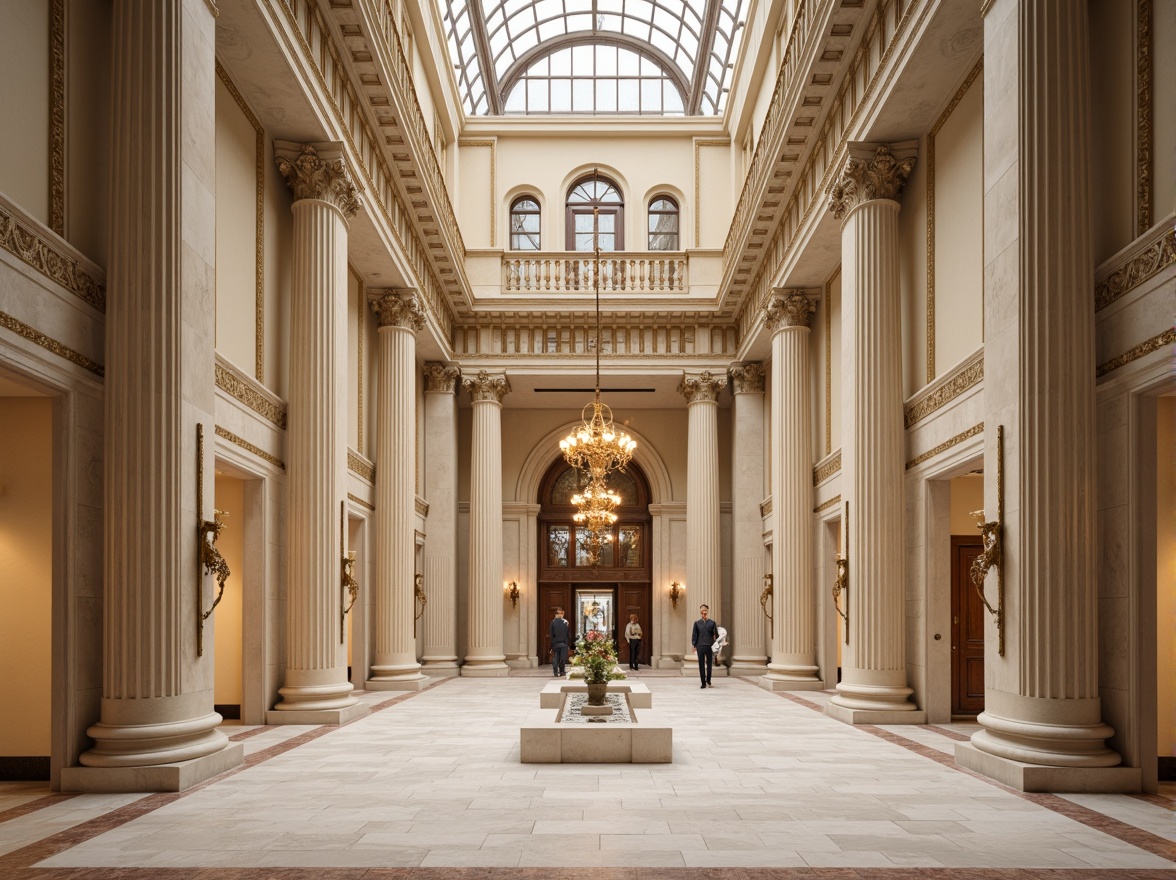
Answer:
951;536;986;716
539;583;652;667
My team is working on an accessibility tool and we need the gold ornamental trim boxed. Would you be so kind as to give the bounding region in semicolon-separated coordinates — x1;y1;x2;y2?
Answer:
814;494;841;514
348;450;375;483
905;423;983;471
214;425;285;470
1137;0;1152;235
0;310;103;376
1096;328;1175;378
415;496;430;518
214;361;286;429
0;202;105;312
812;450;841;487
824;269;836;456
904;353;983;428
49;0;66;237
348;492;375;512
1094;226;1174;311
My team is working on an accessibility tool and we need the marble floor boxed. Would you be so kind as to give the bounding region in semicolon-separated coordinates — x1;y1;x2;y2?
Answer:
1;673;1173;879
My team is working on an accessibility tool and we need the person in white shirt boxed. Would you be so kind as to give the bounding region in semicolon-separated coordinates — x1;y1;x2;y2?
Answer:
624;614;643;671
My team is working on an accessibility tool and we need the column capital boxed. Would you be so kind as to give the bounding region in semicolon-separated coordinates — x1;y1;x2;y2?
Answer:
678;370;726;403
274;141;360;217
729;362;766;393
463;370;510;403
423;362;461;394
827;141;917;220
764;291;819;331
369;290;425;330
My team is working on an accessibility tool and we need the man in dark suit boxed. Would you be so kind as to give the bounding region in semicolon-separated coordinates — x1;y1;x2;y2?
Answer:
691;604;718;688
550;607;572;677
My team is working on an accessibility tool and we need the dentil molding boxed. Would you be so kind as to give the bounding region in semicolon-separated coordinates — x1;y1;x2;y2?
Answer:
274;141;360;218
827;142;918;220
369;291;425;330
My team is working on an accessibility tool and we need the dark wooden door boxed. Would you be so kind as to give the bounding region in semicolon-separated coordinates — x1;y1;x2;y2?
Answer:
951;536;985;716
539;585;572;667
618;584;652;666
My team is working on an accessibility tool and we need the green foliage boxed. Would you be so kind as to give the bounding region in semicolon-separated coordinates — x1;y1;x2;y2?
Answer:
570;630;626;684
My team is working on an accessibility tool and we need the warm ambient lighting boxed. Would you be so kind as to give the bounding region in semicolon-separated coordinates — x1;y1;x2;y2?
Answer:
504;580;520;607
668;581;684;609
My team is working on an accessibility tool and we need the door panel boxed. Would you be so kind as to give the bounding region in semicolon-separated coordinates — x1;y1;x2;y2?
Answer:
951;536;985;716
539;585;571;667
619;584;651;666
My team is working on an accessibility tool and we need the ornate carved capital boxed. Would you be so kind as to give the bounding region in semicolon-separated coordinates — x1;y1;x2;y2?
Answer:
274;141;360;217
729;362;766;394
827;141;917;220
423;362;460;394
368;291;425;330
764;291;818;331
678;370;726;403
463;370;510;403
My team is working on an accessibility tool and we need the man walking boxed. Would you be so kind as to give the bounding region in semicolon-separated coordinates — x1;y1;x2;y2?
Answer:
691;604;718;688
550;606;572;677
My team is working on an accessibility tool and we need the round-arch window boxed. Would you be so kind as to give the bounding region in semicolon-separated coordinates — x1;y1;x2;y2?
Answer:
566;176;624;251
549;467;637;506
648;196;679;250
510;196;541;250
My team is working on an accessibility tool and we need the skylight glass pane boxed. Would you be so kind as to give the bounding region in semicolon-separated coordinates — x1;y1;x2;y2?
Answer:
618;78;640;111
596;78;618;112
597;45;618;76
551;78;572;111
504;86;525;111
618;49;639;76
550;47;572;75
572;78;593;110
527;79;548;111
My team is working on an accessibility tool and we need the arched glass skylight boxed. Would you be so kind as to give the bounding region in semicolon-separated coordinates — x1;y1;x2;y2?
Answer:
442;0;746;116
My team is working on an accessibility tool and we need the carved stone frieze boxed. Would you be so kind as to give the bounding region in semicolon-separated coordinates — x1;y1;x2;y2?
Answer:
905;423;983;471
49;0;65;236
1095;226;1174;311
812;451;841;487
463;370;510;403
0;309;103;377
348;450;375;482
369;291;425;330
423;362;460;394
678;370;726;403
214;361;287;430
215;425;284;470
764;291;818;331
274;142;360;217
0;203;105;311
827;142;918;220
729;362;766;393
904;354;984;428
1096;328;1175;378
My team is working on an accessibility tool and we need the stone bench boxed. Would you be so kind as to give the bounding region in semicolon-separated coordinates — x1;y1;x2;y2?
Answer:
519;694;672;764
540;680;652;709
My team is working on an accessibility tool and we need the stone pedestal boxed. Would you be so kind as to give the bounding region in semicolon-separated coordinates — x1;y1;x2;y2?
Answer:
421;363;461;674
366;292;427;691
462;371;510;677
825;142;925;724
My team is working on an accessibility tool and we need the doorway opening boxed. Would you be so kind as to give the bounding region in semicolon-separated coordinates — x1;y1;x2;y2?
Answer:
1156;396;1175;782
949;473;985;717
212;472;246;723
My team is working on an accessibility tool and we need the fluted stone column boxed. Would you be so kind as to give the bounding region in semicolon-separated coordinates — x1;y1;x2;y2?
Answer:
462;371;510;677
826;142;926;724
62;0;244;793
678;371;726;670
421;363;461;674
366;292;427;691
268;142;365;724
728;363;769;676
954;0;1136;792
762;292;824;691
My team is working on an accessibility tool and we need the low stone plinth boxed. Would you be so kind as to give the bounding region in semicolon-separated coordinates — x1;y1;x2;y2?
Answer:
540;680;652;709
520;695;672;764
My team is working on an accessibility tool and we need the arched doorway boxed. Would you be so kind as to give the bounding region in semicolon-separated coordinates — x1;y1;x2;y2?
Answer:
536;459;652;668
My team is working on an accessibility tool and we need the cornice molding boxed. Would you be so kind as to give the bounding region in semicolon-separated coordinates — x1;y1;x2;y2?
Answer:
1094;221;1174;311
905;423;983;471
1096;328;1175;378
215;425;284;470
0;198;105;312
348;492;375;512
814;494;841;514
49;0;65;237
348;450;376;483
812;449;841;486
0;309;103;377
903;349;983;428
214;357;286;430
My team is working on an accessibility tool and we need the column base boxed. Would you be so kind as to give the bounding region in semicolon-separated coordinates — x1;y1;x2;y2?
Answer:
759;675;826;692
460;663;509;677
955;742;1141;793
60;742;243;793
366;675;428;692
826;702;927;725
421;662;460;677
265;702;370;726
729;655;769;676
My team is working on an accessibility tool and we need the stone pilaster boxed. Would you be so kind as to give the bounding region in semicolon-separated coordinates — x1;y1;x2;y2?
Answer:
678;370;726;667
62;0;243;792
462;371;510;677
421;363;461;674
761;292;824;691
366;292;427;691
728;362;769;676
954;0;1137;792
826;141;926;724
268;141;365;724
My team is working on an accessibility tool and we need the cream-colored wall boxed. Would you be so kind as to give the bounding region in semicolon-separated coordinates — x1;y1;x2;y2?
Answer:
898;136;928;398
949;474;984;535
1089;0;1136;265
1154;7;1176;232
213;475;245;707
215;76;259;372
827;269;842;454
0;0;50;225
1158;396;1176;759
458;142;496;248
66;0;111;265
696;141;732;250
0;398;53;757
262;133;293;399
933;79;984;376
348;268;362;453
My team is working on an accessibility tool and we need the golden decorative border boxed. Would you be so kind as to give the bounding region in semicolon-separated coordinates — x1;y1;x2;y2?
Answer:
214;361;287;429
415;496;429;517
926;58;983;384
214;62;266;383
814;494;841;514
353;267;364;455
1137;0;1152;236
0;309;103;376
214;424;284;470
1096;328;1175;378
1095;226;1174;311
694;139;730;248
348;492;375;512
458;140;495;247
49;0;65;237
824;268;837;455
813;451;841;487
905;423;983;471
904;354;983;428
348;450;375;483
0;201;104;311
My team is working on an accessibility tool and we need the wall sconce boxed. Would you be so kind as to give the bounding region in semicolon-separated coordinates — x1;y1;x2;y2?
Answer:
668;581;684;609
969;424;1005;656
505;580;520;608
760;573;773;639
414;573;427;636
196;424;230;657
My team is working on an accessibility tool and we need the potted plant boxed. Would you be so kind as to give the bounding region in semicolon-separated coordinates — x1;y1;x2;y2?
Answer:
571;630;626;705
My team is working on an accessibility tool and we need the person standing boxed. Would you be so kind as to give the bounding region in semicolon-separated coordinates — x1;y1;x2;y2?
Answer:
691;604;719;688
624;613;643;671
550;607;572;677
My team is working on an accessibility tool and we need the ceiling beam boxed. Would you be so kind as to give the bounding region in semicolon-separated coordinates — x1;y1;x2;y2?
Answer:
468;0;503;115
688;0;722;114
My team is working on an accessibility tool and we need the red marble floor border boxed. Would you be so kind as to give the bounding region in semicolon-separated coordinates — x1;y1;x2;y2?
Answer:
0;793;79;825
226;726;272;742
925;725;970;742
1130;793;1175;811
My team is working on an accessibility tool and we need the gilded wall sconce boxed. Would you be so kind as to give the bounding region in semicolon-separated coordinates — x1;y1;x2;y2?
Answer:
831;500;849;644
414;573;428;636
504;580;520;608
760;573;774;639
668;581;683;609
969;424;1005;656
340;501;359;643
196;423;230;657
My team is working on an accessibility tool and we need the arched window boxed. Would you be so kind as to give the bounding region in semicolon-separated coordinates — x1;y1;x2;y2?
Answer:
648;196;679;250
510;196;541;250
566;175;624;251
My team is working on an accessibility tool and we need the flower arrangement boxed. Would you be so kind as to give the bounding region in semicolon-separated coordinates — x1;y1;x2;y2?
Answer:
570;630;627;685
